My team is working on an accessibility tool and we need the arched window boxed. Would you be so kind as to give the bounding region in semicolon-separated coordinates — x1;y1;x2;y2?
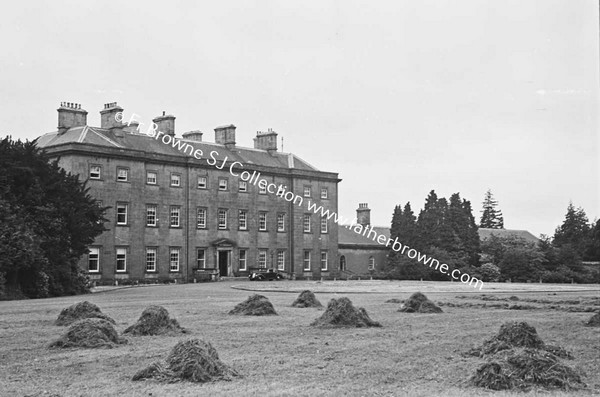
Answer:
339;255;346;271
368;256;375;270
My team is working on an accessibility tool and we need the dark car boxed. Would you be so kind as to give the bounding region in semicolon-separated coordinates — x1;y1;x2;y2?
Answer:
249;269;283;281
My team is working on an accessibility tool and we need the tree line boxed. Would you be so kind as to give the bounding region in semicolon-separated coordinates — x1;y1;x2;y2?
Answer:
384;189;600;283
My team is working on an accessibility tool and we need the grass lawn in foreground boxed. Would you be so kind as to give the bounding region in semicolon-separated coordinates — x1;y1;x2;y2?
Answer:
0;280;598;397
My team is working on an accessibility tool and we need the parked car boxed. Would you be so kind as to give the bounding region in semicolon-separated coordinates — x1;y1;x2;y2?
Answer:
249;269;283;281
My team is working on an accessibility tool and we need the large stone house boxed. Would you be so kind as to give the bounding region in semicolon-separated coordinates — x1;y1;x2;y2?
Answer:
36;102;340;284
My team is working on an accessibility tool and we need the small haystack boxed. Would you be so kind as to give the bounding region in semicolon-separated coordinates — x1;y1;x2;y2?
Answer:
124;306;187;336
132;339;237;383
291;290;322;308
585;312;600;327
229;294;277;316
466;321;545;357
49;318;127;348
398;292;443;313
311;297;381;328
55;301;115;326
471;348;585;391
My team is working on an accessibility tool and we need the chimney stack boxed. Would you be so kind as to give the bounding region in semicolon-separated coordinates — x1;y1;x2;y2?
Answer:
182;130;203;142
254;128;278;154
57;102;87;134
356;203;371;227
153;111;176;136
214;124;236;149
99;102;123;130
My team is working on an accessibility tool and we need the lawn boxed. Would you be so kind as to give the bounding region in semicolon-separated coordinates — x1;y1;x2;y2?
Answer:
0;280;598;397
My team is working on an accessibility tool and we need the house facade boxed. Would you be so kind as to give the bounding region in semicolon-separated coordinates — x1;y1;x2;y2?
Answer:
37;102;340;284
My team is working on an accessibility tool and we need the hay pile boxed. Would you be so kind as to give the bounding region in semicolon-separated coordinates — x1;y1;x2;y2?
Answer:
55;301;115;326
49;318;127;348
465;321;571;358
132;339;237;383
291;290;322;308
471;348;584;391
124;306;187;336
467;322;583;391
398;292;442;313
585;312;600;327
385;298;402;303
311;297;381;328
229;294;277;316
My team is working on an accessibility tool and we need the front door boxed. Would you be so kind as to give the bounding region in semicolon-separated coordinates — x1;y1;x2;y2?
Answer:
218;251;229;276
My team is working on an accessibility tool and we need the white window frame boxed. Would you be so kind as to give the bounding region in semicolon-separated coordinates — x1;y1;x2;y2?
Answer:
219;178;228;191
146;247;157;272
277;213;285;232
116;248;127;272
239;249;247;271
88;247;100;272
239;180;247;192
146;171;157;185
277;250;285;271
170;173;181;187
218;209;228;230
197;248;206;269
239;210;247;230
259;184;267;194
146;204;157;227
90;165;101;179
259;212;267;231
321;251;328;271
116;203;128;225
197;207;207;229
258;250;267;269
303;186;311;197
321;187;328;199
170;247;180;272
368;256;375;271
170;206;180;228
197;176;207;189
117;167;128;182
303;214;311;233
321;216;328;233
303;250;311;271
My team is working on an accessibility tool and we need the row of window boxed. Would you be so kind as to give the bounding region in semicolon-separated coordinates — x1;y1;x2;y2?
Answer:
90;166;329;198
115;203;329;233
88;247;329;272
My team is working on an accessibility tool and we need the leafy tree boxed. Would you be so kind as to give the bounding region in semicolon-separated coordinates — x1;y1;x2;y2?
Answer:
478;263;501;282
479;189;504;229
0;137;107;298
585;219;600;261
480;234;545;281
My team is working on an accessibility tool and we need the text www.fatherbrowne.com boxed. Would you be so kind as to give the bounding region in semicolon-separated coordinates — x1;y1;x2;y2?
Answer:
117;112;484;290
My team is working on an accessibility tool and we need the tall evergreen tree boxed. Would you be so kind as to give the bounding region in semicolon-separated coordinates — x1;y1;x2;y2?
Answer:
553;203;590;258
479;189;504;229
398;202;418;247
0;137;107;298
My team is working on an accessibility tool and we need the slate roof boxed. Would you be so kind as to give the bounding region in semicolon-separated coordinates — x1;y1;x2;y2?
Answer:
36;126;321;172
478;228;540;244
338;224;390;248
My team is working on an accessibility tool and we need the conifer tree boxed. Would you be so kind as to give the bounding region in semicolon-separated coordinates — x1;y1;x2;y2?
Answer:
553;203;590;258
479;189;504;229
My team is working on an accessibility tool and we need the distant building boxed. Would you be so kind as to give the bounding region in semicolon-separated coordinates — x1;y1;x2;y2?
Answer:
338;203;389;277
36;102;340;284
477;228;540;244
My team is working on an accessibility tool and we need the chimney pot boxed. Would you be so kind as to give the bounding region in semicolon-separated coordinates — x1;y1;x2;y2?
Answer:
356;203;371;227
57;101;88;134
254;128;278;153
153;112;176;136
99;102;124;130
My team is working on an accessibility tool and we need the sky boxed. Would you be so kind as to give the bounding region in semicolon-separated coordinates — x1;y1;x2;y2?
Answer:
1;0;598;237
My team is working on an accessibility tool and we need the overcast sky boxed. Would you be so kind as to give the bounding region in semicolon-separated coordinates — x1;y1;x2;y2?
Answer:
1;0;598;237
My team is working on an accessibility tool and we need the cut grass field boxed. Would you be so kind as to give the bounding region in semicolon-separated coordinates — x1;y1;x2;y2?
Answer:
1;280;599;397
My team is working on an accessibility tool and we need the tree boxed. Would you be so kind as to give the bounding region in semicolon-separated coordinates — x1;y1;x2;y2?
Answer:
553;203;590;259
479;189;504;229
585;219;600;261
0;137;107;298
447;194;481;266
